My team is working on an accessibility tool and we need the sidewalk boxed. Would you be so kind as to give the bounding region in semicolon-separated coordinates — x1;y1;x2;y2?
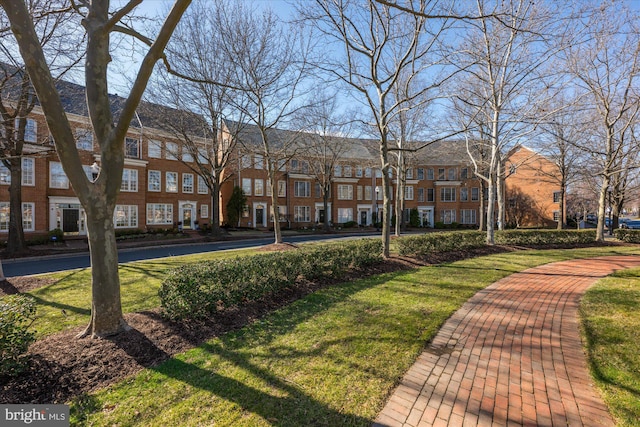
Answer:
374;256;640;427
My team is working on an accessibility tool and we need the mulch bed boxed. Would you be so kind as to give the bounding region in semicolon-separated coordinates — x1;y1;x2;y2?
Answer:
0;243;616;404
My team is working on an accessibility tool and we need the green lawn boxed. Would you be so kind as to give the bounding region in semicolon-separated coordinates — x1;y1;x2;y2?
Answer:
45;245;638;426
581;267;640;426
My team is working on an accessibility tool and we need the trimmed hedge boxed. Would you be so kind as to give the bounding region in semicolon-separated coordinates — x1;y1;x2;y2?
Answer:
614;229;640;243
398;229;598;257
159;239;383;320
1;295;36;377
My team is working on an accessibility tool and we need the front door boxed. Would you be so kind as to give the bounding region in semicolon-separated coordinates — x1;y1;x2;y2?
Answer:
182;207;192;229
319;209;325;224
256;207;265;227
360;210;367;226
62;209;79;233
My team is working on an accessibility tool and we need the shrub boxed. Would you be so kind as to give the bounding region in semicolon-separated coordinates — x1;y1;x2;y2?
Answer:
409;208;420;228
0;295;36;377
342;221;357;228
159;239;383;320
494;229;597;246
397;231;486;257
614;229;640;243
48;228;63;242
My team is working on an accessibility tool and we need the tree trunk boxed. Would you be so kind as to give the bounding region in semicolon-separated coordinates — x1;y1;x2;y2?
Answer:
78;210;128;338
479;180;486;231
210;184;222;236
496;160;505;231
486;172;496;245
595;177;609;242
323;189;331;232
6;158;27;255
268;169;282;244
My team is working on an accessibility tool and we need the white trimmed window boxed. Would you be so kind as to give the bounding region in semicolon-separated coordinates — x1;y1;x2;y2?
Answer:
201;204;209;218
471;187;479;201
75;128;93;151
344;165;352;177
406;168;413;179
241;155;251;169
337;184;353;200
427;168;434;180
242;177;252;195
166;142;178;160
440;209;456;224
405;186;414;200
277;180;286;197
294;181;310;197
115;205;138;228
125;137;139;158
460;209;476;225
553;211;561;221
198;175;208;194
356;166;363;177
337;208;353;223
50;162;69;189
182;151;194;163
440;187;456;202
148;139;162;158
166;172;178;193
121;169;138;192
266;179;272;196
357;185;363;200
460;187;468;201
182;173;194;193
0;163;9;185
417;168;424;180
334;165;342;177
22;158;34;186
254;179;264;196
448;168;456;180
22;203;34;231
15;118;37;143
365;186;372;201
148;170;161;192
255;155;263;169
0;202;9;231
146;203;173;225
418;188;425;202
294;206;310;222
365;167;372;178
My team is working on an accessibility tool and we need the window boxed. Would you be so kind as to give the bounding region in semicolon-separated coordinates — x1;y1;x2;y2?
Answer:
166;142;178;160
241;155;251;169
365;167;372;178
182;151;194;163
254;179;264;196
148;170;161;192
337;184;353;200
242;177;252;196
357;185;363;200
417;168;424;180
356;166;363;177
344;165;352;177
461;168;469;179
198;176;208;194
0;163;9;184
440;209;456;224
255;154;263;169
427;168;434;180
314;182;321;198
198;147;208;163
406;168;413;179
364;186;372;200
125;137;139;158
0;202;8;231
337;208;353;223
50;162;69;189
418;188;425;202
553;191;562;203
460;187;468;201
438;168;445;180
440;187;456;202
266;179;272;196
277;180;286;197
334;165;342;177
294;206;311;222
148;139;162;158
182;173;194;193
553;211;561;221
22;158;34;186
448;168;456;180
405;186;414;200
166;172;178;193
471;187;479;201
300;160;309;174
271;205;287;222
75;128;93;150
121;169;138;192
375;169;382;178
460;209;476;225
427;188;434;202
15;118;37;143
294;181;310;197
22;203;34;231
146;203;173;225
376;187;383;200
201;204;209;218
114;205;138;228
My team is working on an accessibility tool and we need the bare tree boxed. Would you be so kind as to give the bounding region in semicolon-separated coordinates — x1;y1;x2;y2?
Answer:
302;0;454;258
564;2;640;241
217;0;311;244
450;0;559;244
0;0;192;337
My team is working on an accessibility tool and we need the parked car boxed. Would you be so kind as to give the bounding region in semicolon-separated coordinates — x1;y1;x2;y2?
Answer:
621;220;640;229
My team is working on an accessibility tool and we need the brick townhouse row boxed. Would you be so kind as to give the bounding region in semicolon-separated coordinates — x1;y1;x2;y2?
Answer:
0;83;561;239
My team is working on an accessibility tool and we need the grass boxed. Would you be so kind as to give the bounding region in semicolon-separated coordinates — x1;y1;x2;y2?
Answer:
581;267;640;426
26;248;260;337
62;245;640;426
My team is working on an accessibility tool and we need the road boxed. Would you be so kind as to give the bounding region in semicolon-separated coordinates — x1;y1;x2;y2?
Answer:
1;232;378;278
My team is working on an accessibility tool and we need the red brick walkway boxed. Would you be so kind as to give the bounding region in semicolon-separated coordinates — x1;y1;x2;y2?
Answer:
374;256;640;427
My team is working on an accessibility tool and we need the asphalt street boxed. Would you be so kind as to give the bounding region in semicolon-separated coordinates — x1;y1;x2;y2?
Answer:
1;232;378;278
